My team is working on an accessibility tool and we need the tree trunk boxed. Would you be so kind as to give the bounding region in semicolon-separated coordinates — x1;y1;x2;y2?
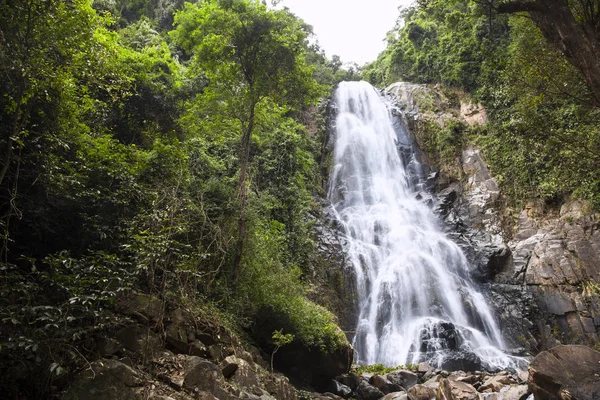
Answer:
232;103;256;286
498;0;600;105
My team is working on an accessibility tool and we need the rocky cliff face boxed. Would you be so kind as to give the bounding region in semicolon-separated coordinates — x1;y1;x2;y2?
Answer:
383;82;600;353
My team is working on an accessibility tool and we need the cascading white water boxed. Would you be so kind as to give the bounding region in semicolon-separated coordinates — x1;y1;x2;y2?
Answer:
328;81;524;371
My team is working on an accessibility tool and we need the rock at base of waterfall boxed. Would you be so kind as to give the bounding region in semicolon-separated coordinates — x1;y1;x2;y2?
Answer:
386;370;418;390
370;374;404;394
356;379;385;400
437;378;479;400
439;351;482;372
528;345;600;400
325;379;352;399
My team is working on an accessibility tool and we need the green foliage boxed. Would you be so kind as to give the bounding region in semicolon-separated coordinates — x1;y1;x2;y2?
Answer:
0;0;347;397
352;363;419;375
363;1;510;91
371;0;600;210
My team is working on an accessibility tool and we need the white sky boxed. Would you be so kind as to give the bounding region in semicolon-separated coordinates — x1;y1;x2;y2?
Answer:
277;0;414;65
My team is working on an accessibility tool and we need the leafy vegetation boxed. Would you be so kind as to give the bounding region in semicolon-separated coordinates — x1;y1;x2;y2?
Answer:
0;0;357;397
365;0;600;209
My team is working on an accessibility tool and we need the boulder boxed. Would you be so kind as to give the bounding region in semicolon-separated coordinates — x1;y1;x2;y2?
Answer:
382;392;408;400
528;345;600;400
437;378;478;400
326;380;352;399
228;356;261;390
62;359;142;400
479;374;514;392
182;356;224;393
336;373;360;390
501;385;529;400
115;324;162;360
408;384;437;400
386;370;418;390
370;374;404;394
264;374;297;400
116;293;163;322
165;324;189;354
356;379;385;400
220;355;239;378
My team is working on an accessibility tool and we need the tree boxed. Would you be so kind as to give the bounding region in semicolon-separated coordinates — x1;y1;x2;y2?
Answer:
480;0;600;106
171;0;321;284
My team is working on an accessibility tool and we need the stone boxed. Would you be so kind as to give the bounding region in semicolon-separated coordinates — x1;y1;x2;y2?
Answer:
188;340;209;357
386;369;418;390
325;380;352;399
115;324;162;360
220;355;239;379
417;361;432;374
382;392;408;400
228;356;261;389
501;385;529;400
370;374;403;394
95;336;122;357
336;373;360;390
165;324;188;354
408;384;437;400
264;374;297;400
62;359;142;400
437;378;478;400
182;356;223;393
116;293;163;322
528;345;600;400
478;374;514;392
356;379;385;400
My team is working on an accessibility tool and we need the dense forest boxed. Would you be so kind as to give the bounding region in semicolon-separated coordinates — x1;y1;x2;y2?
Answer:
363;0;600;209
1;0;600;398
0;0;358;397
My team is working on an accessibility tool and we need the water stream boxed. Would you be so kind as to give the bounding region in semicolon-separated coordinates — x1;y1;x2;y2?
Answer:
328;81;523;371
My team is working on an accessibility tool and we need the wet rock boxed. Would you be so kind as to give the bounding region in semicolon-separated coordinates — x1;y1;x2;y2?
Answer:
310;393;345;400
356;379;385;400
386;369;418;390
440;351;482;372
326;379;352;399
528;345;600;400
62;359;142;400
437;377;478;400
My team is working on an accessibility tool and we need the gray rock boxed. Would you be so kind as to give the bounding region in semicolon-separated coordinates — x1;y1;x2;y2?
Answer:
182;356;223;393
437;377;478;400
356;379;385;400
386;370;418;390
370;374;403;394
115;324;162;360
62;359;142;400
326;379;352;399
529;345;600;400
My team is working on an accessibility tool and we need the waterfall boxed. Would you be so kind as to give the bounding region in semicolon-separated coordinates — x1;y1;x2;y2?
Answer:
328;81;523;371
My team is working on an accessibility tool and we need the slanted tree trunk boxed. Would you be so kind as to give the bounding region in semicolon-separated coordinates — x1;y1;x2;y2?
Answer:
497;0;600;105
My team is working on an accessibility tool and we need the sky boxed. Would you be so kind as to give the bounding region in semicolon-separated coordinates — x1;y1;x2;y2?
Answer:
276;0;414;65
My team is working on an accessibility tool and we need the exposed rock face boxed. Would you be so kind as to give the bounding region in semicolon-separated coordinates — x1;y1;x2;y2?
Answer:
384;83;600;351
528;345;600;400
